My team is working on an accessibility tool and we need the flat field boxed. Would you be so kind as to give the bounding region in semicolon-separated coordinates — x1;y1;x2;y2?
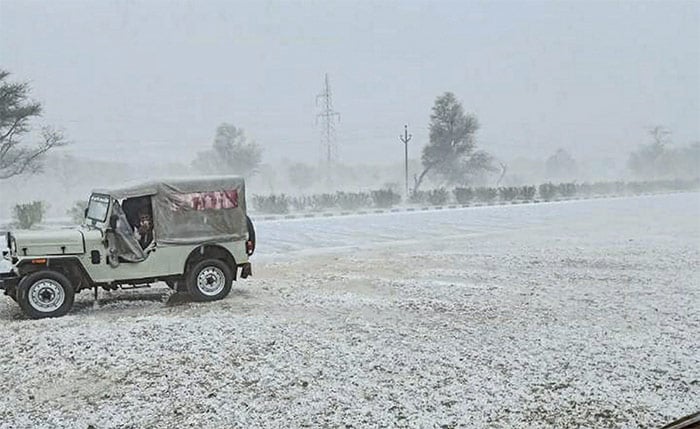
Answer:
1;193;698;428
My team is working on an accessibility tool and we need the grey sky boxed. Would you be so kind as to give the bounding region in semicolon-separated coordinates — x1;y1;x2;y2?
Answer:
1;0;698;165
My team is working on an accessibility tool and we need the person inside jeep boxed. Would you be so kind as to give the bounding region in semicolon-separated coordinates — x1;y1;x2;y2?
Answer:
136;211;154;250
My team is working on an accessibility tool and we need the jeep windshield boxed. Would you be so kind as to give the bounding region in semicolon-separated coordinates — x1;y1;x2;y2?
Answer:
86;194;110;222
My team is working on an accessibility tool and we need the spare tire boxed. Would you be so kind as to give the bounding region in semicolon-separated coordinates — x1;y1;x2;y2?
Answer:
246;215;256;256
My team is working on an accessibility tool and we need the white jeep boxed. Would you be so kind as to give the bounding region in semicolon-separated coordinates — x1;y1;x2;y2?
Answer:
1;176;255;319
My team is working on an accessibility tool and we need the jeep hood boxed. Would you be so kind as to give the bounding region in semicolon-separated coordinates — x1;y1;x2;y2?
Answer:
11;229;85;256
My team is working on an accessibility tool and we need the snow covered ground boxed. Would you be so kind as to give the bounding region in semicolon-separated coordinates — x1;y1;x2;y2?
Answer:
0;193;698;428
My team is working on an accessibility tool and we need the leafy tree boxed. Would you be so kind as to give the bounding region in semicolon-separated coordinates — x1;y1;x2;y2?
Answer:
13;201;46;229
193;123;262;177
545;148;578;181
0;70;67;179
457;150;500;185
414;92;494;191
67;200;88;224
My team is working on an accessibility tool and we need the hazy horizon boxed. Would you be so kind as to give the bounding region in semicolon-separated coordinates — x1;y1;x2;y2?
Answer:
1;0;699;166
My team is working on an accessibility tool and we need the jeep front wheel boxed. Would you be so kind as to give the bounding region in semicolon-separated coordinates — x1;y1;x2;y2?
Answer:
17;270;75;319
186;259;233;302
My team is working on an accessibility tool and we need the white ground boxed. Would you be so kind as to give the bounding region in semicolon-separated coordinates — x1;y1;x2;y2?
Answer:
0;193;698;428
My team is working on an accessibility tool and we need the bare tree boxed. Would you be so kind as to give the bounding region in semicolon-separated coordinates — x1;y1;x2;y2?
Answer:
0;70;67;180
496;161;507;186
649;125;671;148
627;126;672;179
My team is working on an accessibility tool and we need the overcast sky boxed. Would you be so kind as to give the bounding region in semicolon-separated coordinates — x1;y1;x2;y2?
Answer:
1;0;698;165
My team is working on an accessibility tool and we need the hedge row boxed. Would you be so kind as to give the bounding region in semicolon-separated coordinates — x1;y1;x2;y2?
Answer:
252;190;403;214
252;179;699;214
6;179;694;228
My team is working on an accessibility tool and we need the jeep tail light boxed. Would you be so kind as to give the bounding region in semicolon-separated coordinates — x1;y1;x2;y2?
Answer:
246;240;255;256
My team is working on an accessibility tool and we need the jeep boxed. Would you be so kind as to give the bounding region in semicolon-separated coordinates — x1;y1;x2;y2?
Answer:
1;176;255;319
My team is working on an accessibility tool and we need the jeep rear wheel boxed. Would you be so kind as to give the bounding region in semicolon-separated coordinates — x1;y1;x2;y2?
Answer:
17;270;75;319
186;259;233;302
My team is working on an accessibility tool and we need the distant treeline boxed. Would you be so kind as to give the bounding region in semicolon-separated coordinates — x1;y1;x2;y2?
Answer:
251;178;700;214
4;178;698;229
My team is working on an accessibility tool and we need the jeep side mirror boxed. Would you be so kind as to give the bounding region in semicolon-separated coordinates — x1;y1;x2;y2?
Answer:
84;208;89;218
109;214;118;229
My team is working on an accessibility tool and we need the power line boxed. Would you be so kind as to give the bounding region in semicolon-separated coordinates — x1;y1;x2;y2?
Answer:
316;73;341;165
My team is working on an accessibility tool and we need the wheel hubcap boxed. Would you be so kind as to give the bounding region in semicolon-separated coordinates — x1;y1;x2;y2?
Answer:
196;267;225;296
28;279;65;312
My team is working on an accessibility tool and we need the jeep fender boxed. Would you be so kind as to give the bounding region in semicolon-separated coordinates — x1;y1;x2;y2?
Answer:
183;245;237;280
16;257;94;291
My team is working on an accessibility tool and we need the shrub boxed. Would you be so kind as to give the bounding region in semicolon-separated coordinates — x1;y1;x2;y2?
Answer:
426;188;449;205
538;183;557;201
290;196;310;212
336;192;371;211
67;200;88;224
309;193;337;212
520;186;536;200
474;187;498;202
590;182;612;195
589;181;624;196
252;194;290;214
371;189;401;208
675;178;700;191
578;182;593;196
557;182;577;198
13;201;46;229
626;181;647;195
409;190;428;205
453;187;474;204
498;187;520;201
613;181;626;194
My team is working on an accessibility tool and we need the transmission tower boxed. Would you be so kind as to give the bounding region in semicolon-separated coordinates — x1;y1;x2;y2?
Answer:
316;73;341;165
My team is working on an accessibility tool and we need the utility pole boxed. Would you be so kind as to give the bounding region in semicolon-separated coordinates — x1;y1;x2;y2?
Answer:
316;73;341;166
399;124;412;197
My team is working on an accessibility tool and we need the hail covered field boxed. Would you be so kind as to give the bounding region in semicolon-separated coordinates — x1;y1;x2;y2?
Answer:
0;193;698;428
